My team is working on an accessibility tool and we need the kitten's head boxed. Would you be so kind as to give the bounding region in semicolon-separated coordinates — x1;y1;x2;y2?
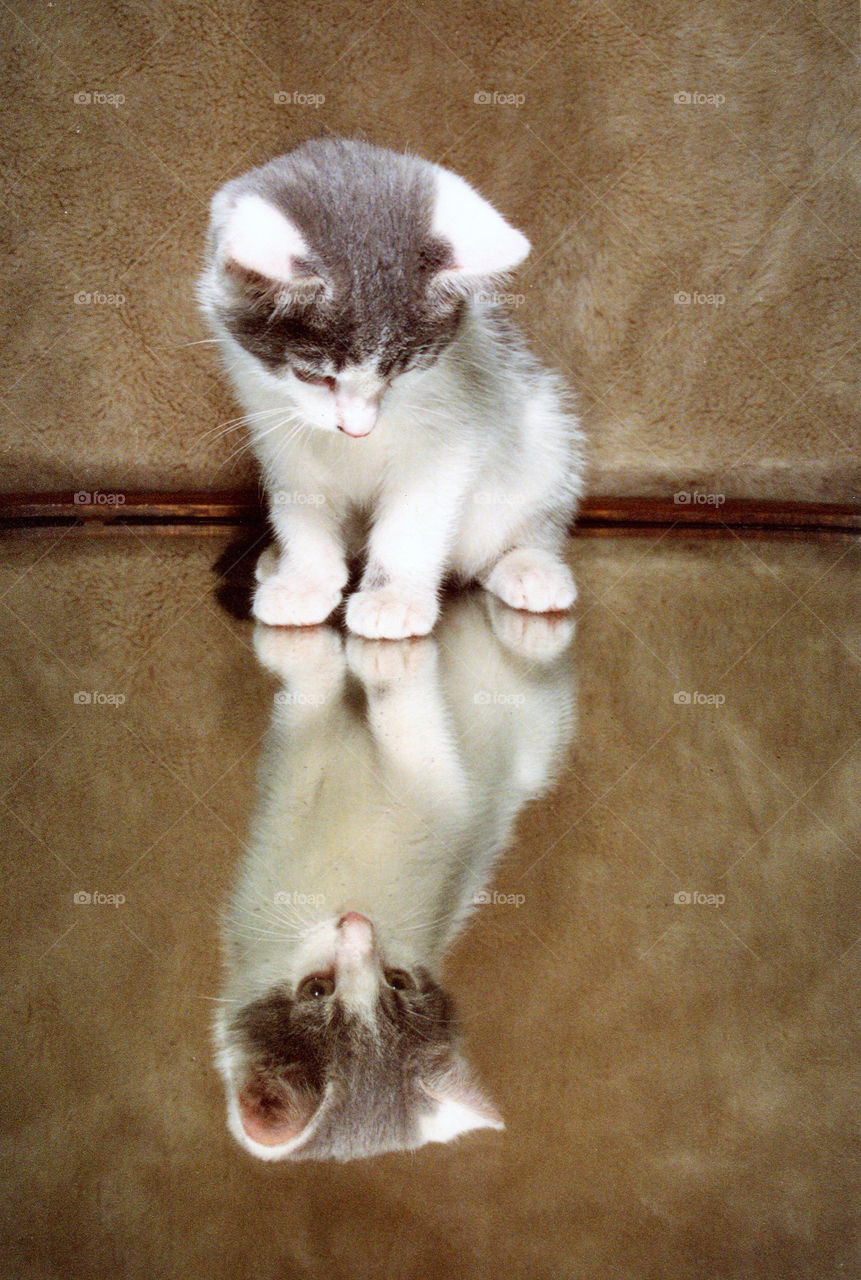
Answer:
199;138;530;437
216;911;503;1162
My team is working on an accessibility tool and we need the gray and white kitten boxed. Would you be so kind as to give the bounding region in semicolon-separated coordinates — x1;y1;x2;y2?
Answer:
199;138;584;640
215;595;577;1161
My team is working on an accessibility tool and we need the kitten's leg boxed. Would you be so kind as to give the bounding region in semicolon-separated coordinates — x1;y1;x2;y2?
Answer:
253;505;348;628
346;476;466;640
252;623;346;718
481;546;577;614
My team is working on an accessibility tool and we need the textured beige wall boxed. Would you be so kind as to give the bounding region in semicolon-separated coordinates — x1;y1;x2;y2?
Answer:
1;0;859;501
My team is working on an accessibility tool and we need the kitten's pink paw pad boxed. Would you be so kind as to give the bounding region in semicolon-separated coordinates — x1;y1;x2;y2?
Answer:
252;576;342;627
346;589;438;640
485;551;576;614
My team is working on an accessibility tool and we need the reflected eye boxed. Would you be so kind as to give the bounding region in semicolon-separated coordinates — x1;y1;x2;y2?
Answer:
293;368;336;391
297;974;335;1000
384;969;415;992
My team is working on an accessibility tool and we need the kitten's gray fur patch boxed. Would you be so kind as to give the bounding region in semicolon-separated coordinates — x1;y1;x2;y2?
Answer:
210;138;463;376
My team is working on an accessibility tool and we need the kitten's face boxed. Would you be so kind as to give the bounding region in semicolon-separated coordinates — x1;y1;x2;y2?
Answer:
201;139;530;438
217;912;502;1161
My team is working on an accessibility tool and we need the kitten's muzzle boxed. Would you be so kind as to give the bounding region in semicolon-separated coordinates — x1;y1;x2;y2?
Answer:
334;391;381;438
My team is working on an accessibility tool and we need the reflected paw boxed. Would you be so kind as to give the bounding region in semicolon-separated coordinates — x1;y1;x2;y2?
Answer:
484;549;577;614
485;597;575;660
345;634;437;683
346;588;438;640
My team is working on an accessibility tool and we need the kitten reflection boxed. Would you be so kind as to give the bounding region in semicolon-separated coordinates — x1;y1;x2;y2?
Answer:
216;594;576;1162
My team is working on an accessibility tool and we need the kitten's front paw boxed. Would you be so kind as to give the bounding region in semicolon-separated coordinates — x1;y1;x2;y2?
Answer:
346;587;438;640
253;575;343;628
484;549;577;614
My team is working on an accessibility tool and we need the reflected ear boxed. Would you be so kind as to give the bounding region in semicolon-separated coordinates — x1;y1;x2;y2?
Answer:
419;1056;505;1145
430;165;530;283
218;192;321;289
234;1072;319;1152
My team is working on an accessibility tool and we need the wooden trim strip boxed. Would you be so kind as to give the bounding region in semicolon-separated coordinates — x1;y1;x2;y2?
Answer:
0;492;858;534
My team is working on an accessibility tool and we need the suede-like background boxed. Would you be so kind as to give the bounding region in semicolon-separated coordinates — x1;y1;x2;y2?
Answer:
0;529;858;1278
1;0;859;501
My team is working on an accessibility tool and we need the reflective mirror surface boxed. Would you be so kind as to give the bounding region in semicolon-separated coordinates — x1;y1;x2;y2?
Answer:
1;530;857;1277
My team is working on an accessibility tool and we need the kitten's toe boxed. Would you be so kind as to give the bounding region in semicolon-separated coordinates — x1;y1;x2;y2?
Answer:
346;588;438;640
252;576;343;628
485;597;576;660
484;549;577;614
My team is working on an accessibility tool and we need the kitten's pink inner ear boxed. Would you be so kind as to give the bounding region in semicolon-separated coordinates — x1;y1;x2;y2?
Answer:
223;192;311;283
237;1079;314;1147
430;165;530;277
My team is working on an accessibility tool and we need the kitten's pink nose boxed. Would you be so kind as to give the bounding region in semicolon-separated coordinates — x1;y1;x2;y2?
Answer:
335;393;379;437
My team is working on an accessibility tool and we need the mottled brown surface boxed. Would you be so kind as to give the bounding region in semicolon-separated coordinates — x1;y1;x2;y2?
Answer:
0;528;858;1278
1;0;858;501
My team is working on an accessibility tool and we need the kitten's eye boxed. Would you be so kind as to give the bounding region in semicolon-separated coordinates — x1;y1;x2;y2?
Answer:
293;368;336;391
384;969;415;992
297;973;335;1000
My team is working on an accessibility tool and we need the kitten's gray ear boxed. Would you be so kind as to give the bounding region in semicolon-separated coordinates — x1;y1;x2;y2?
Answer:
430;165;530;283
214;190;321;289
229;1072;321;1159
418;1055;505;1145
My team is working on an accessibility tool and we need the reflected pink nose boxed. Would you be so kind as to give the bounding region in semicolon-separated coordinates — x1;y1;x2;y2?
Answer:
338;911;372;930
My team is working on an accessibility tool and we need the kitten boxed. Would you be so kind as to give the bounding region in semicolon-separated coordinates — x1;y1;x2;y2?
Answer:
215;594;577;1161
199;138;585;640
